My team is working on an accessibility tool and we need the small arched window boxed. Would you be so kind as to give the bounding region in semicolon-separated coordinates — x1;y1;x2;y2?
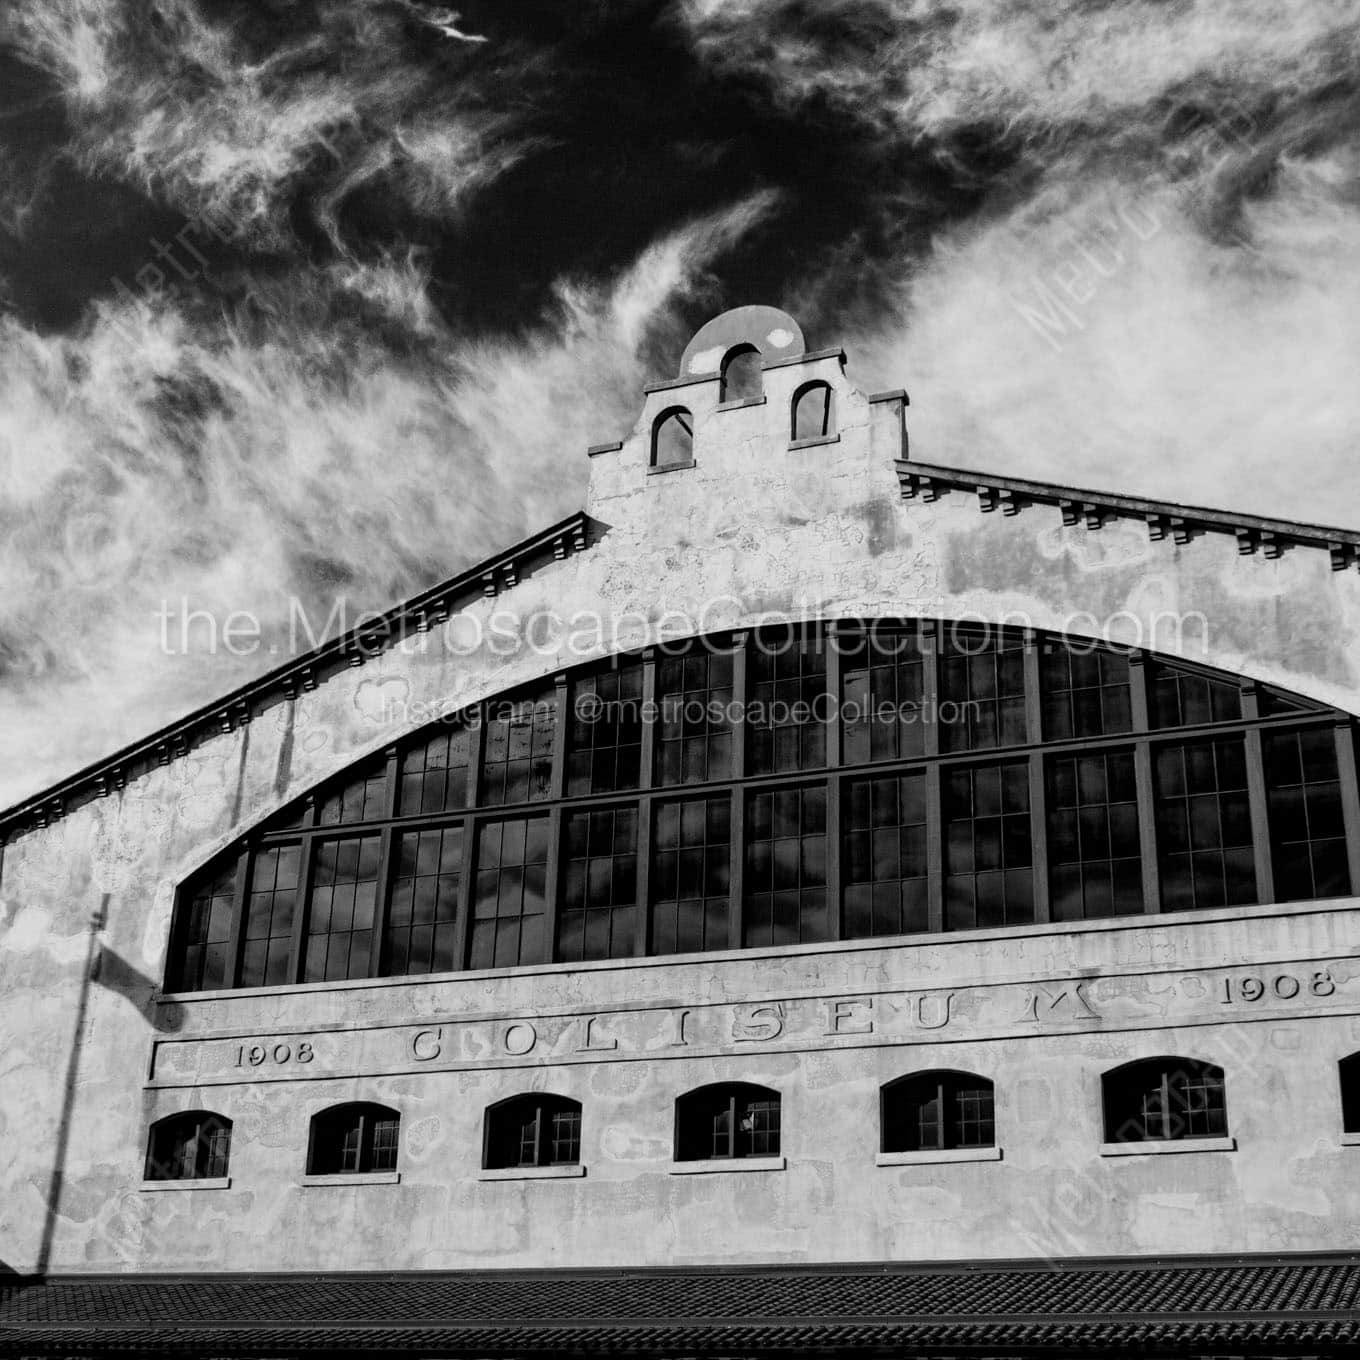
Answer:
307;1102;400;1175
881;1071;994;1153
145;1111;232;1181
651;407;694;469
675;1082;780;1161
484;1093;582;1169
791;380;835;442
720;345;763;403
1102;1057;1227;1142
1339;1054;1360;1133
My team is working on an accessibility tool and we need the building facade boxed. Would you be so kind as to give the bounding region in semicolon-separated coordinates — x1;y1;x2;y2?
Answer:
4;306;1360;1354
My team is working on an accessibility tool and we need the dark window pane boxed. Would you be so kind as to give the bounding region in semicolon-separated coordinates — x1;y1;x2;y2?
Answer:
1047;751;1143;921
559;807;638;962
651;795;730;953
384;826;463;976
843;772;928;938
943;764;1032;930
468;817;550;969
170;852;240;991
480;689;557;806
1155;739;1256;911
1103;1059;1226;1142
485;1095;581;1168
239;844;301;987
317;756;388;826
939;625;1027;752
748;627;827;775
841;626;926;764
399;725;472;815
568;659;644;795
745;785;827;946
1040;641;1133;739
145;1112;232;1181
305;835;381;983
1150;664;1242;729
308;1103;400;1175
1266;727;1351;902
655;642;736;785
676;1083;780;1161
882;1073;995;1152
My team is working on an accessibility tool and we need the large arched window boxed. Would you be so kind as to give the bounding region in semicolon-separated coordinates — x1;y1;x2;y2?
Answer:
882;1071;995;1153
651;407;694;469
484;1093;582;1169
164;621;1360;993
719;344;762;403
791;380;835;442
1103;1057;1227;1143
675;1082;780;1161
307;1102;399;1175
145;1111;232;1181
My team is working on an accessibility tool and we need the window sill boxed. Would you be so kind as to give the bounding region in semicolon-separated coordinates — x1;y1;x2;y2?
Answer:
479;1164;586;1181
876;1146;1002;1167
669;1156;786;1175
140;1177;231;1192
300;1171;400;1187
716;395;766;411
789;433;840;450
1100;1136;1237;1157
648;460;695;476
1340;1133;1360;1146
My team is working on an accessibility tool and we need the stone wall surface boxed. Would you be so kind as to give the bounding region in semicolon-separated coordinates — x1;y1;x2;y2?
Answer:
2;339;1360;1274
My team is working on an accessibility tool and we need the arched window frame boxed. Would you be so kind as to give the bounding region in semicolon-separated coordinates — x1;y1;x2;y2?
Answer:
145;1110;232;1182
674;1082;781;1162
881;1070;995;1153
650;406;695;470
483;1093;582;1169
719;344;763;405
164;622;1360;995
791;379;835;444
306;1101;400;1176
1102;1056;1228;1143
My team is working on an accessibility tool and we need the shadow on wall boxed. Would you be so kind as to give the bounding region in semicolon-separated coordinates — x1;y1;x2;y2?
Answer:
91;947;184;1034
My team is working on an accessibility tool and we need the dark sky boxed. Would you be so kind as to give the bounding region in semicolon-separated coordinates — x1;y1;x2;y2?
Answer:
2;0;1359;805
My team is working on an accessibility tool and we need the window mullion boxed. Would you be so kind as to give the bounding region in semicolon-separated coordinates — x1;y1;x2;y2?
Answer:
639;650;657;791
1023;636;1050;924
729;788;745;950
824;622;842;769
634;793;652;958
452;812;476;970
1334;719;1360;892
826;773;842;942
1243;726;1275;904
550;673;569;799
224;845;252;988
543;806;563;963
288;832;318;984
368;748;400;978
1128;657;1162;913
923;626;943;933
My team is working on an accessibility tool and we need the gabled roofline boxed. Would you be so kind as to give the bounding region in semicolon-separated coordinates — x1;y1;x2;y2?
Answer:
897;459;1360;566
0;512;594;843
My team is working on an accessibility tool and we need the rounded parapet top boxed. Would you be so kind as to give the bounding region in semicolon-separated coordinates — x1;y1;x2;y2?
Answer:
678;306;805;378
